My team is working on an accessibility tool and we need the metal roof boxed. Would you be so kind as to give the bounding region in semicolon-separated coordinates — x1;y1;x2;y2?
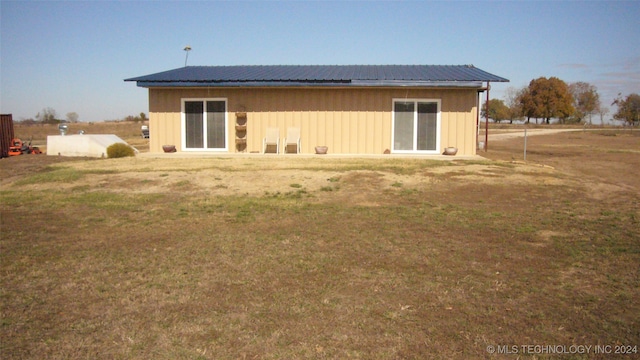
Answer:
125;65;509;88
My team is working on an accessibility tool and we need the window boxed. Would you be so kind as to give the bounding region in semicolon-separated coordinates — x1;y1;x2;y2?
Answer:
182;99;227;151
392;99;440;153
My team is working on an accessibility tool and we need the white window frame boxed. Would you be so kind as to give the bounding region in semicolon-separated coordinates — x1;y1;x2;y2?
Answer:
181;98;228;152
391;98;441;154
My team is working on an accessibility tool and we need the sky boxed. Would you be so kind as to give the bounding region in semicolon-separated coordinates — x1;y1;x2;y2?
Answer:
1;0;639;123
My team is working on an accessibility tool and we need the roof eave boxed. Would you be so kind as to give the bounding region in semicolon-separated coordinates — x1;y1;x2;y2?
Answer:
132;80;491;88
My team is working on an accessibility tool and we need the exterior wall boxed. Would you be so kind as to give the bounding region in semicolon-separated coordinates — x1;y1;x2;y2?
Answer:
147;87;479;155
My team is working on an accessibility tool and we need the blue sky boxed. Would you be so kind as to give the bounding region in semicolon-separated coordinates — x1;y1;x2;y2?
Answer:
1;0;638;123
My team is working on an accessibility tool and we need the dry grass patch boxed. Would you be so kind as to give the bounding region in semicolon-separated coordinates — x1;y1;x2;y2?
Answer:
1;130;639;359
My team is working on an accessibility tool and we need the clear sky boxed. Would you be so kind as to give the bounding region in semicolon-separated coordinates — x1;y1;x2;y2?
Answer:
1;0;638;123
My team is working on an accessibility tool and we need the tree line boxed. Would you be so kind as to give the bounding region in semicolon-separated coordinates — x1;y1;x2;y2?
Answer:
483;77;639;126
18;108;147;124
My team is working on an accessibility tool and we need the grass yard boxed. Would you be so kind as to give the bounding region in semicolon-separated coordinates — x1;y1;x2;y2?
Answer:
1;128;639;359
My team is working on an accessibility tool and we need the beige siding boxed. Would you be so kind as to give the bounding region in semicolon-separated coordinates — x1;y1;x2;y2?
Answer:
148;87;479;155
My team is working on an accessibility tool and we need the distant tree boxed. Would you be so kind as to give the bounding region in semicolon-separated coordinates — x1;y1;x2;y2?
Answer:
516;87;537;123
519;77;575;124
481;99;510;123
123;113;147;122
569;82;600;124
66;112;79;123
19;118;37;125
596;106;609;126
612;93;640;126
35;107;58;124
504;87;525;124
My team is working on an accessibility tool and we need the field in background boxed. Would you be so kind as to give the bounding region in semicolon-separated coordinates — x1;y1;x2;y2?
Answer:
12;121;149;153
1;128;638;359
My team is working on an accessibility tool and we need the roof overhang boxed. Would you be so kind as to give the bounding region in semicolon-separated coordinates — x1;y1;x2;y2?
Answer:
133;80;486;89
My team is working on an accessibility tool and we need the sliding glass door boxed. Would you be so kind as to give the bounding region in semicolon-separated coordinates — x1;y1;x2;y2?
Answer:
182;99;227;151
393;99;440;153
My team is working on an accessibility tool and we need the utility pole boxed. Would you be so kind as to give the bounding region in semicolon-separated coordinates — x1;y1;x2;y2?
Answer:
184;45;191;67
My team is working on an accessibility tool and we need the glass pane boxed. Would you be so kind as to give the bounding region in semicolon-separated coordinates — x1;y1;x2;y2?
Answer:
394;102;414;151
185;101;203;148
417;102;437;150
206;101;226;149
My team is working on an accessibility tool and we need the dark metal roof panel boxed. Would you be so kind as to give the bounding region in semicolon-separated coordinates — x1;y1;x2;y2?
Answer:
125;65;509;86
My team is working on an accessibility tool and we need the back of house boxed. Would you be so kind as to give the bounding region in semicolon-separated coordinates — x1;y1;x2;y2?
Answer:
125;65;508;156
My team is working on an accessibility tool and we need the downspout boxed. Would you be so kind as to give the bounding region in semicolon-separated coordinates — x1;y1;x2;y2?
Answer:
485;82;490;152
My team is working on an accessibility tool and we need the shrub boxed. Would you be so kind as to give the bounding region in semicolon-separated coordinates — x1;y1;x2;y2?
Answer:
106;143;135;158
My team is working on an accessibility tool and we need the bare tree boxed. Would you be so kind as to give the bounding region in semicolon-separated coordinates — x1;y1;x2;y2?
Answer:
597;106;609;126
35;107;57;124
569;82;600;124
504;87;524;124
66;112;79;123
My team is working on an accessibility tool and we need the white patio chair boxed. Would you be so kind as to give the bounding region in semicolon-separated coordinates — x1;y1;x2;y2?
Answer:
283;127;301;154
263;127;280;154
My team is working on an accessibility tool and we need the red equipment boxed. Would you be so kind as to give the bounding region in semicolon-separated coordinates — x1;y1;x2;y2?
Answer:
8;138;42;156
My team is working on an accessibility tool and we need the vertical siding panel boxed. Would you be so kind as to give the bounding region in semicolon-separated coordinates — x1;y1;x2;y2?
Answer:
150;113;159;153
455;91;464;155
301;111;309;153
308;89;318;150
334;112;340;153
456;92;464;151
314;90;328;149
315;110;327;148
337;90;345;153
459;93;468;155
465;91;476;155
359;90;367;153
454;93;463;151
470;102;478;155
327;90;336;152
348;89;355;153
444;91;455;150
250;85;258;152
356;90;364;153
378;90;385;153
378;89;385;153
446;91;456;151
374;110;383;154
453;98;462;151
353;110;361;153
342;107;350;154
364;90;371;153
363;90;373;153
309;92;317;147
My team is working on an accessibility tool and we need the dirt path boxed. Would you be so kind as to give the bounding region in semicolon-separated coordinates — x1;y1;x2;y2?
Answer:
488;128;579;141
488;128;618;141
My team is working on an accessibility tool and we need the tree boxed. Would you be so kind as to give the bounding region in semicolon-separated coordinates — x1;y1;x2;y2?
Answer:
481;99;510;123
504;87;525;124
66;112;79;123
140;112;147;121
517;86;537;123
35;107;57;124
597;106;609;126
612;93;640;126
519;77;575;124
569;82;600;124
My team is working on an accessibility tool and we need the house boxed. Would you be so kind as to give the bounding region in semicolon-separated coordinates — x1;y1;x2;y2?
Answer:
125;65;508;155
